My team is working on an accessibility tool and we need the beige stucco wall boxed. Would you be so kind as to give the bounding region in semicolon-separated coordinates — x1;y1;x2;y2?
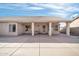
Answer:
70;18;79;27
17;23;25;35
70;18;79;35
0;23;18;36
16;23;32;35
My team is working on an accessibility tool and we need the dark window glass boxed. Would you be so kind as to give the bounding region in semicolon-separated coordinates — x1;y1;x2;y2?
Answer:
43;25;46;32
13;24;16;32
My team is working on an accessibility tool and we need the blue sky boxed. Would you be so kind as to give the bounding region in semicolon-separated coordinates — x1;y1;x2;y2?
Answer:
0;3;79;19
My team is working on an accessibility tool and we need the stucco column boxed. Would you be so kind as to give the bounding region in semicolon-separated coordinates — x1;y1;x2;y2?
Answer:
32;22;34;36
66;22;70;36
49;22;52;36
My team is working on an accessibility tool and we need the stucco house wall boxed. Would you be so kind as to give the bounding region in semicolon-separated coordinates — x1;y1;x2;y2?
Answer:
17;23;25;35
0;23;18;36
70;18;79;35
70;18;79;27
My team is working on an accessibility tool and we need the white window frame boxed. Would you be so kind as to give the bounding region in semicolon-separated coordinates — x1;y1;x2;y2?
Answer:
9;24;16;32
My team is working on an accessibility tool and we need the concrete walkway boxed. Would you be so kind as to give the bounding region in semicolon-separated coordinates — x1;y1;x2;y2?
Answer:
0;34;79;56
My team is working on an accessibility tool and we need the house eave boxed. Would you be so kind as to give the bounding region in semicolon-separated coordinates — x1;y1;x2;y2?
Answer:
0;16;72;23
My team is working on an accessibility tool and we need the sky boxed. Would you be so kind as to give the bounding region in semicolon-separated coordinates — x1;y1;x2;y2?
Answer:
0;3;79;19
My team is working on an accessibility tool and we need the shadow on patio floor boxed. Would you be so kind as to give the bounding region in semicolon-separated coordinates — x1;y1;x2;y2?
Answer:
0;34;79;43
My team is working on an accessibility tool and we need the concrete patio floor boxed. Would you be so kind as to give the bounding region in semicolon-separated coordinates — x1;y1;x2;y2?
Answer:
0;34;79;56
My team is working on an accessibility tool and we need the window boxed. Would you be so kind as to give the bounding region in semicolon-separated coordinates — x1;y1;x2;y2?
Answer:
43;25;46;32
9;24;16;32
13;24;16;32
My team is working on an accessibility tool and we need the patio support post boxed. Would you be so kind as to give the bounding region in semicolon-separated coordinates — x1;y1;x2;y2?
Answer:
32;22;34;36
49;22;52;36
66;22;70;36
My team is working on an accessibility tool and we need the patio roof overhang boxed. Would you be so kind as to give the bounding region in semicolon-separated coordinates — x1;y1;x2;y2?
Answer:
0;16;72;23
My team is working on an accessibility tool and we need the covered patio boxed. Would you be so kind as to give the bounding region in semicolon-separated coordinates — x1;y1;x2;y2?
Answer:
15;21;71;36
0;16;72;36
